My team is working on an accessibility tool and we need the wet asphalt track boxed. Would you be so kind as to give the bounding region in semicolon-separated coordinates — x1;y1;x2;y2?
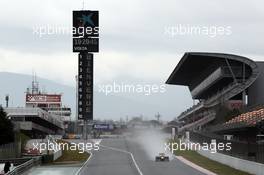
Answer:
79;137;206;175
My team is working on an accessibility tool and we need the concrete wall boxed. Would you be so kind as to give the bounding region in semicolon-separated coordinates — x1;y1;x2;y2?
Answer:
248;62;264;106
198;149;264;175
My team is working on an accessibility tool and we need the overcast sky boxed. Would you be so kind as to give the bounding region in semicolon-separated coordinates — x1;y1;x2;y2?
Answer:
0;0;264;86
0;0;264;121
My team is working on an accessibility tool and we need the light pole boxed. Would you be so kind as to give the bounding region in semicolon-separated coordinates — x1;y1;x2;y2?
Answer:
5;94;9;108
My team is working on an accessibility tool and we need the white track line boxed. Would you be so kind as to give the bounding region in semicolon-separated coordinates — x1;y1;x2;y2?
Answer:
100;144;143;175
175;156;217;175
73;139;102;175
75;151;93;175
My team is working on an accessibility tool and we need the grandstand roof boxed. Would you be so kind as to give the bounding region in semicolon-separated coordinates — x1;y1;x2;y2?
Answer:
166;52;256;86
167;52;261;127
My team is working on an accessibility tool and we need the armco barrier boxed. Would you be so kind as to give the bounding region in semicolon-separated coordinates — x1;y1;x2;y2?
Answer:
190;131;264;164
5;156;41;175
198;149;264;175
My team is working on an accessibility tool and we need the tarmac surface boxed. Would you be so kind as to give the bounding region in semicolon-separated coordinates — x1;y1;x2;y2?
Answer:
78;137;206;175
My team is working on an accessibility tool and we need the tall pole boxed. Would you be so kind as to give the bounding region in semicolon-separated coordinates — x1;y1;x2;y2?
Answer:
5;95;9;108
84;119;87;140
242;62;246;106
73;10;98;140
75;75;78;134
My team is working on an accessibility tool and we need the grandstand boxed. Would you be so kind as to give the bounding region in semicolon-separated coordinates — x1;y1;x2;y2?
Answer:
166;52;264;135
4;107;64;137
167;52;264;164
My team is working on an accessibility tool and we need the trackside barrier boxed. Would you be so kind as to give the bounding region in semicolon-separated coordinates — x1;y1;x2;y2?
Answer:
189;131;264;164
6;156;41;175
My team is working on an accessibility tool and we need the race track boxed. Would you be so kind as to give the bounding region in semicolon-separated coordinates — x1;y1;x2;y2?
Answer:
79;137;206;175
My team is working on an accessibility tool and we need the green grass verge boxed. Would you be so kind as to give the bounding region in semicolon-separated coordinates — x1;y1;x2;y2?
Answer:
54;140;90;163
171;140;252;175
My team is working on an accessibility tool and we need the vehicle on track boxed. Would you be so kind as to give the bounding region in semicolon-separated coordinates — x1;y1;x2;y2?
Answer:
155;153;169;161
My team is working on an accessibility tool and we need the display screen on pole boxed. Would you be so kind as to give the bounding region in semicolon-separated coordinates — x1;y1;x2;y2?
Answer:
73;10;99;52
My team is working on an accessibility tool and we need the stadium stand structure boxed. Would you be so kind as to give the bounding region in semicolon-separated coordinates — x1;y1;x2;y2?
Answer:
167;52;264;164
4;107;64;137
167;52;264;134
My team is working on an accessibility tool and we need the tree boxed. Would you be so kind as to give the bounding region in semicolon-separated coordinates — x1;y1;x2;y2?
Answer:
0;106;14;144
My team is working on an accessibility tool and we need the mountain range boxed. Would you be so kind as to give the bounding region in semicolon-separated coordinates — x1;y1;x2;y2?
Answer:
0;72;193;121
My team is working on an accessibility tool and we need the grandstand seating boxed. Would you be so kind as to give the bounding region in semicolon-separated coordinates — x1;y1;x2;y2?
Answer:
178;111;216;132
225;108;264;126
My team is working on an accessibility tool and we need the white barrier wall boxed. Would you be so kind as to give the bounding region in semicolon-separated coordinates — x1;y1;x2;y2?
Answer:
53;149;62;161
198;149;264;175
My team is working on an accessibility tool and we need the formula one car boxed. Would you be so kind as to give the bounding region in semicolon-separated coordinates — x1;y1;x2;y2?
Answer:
155;153;169;161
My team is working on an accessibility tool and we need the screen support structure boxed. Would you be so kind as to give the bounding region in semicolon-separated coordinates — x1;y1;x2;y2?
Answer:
73;10;98;139
78;52;94;140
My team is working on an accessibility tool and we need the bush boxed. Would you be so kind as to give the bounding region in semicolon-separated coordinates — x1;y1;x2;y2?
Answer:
0;106;14;144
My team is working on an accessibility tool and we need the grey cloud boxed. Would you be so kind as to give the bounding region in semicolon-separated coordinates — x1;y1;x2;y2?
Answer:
0;0;264;56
